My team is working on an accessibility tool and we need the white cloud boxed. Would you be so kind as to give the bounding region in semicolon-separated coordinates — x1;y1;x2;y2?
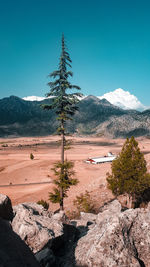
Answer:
23;95;85;101
23;96;53;101
98;88;146;111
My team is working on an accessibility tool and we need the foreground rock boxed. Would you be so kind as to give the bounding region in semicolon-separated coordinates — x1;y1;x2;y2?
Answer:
74;200;149;267
6;195;150;266
12;203;78;256
12;203;64;253
0;218;40;267
0;194;39;267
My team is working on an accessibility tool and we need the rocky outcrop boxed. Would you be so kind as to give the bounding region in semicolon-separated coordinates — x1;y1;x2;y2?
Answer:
2;193;150;266
74;200;149;267
0;194;39;267
12;202;78;266
12;203;64;253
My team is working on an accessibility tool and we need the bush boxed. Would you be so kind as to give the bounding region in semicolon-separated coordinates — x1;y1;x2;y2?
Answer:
73;191;96;214
30;153;34;160
37;199;49;210
107;136;150;208
66;209;80;220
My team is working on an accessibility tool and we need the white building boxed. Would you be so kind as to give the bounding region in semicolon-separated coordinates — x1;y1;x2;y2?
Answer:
86;152;116;164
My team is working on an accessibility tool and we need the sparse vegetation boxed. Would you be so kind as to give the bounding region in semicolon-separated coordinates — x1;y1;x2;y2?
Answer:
107;136;150;208
30;153;34;160
73;191;96;213
37;199;49;210
43;35;81;210
66;191;97;219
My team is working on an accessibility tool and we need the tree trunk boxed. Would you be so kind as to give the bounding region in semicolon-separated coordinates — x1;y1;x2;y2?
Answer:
61;124;64;165
60;120;65;211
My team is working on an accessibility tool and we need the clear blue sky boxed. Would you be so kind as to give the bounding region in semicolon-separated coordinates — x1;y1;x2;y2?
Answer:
0;0;150;105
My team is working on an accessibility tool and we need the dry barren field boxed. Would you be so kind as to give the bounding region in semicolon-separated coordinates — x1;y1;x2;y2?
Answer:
0;135;150;212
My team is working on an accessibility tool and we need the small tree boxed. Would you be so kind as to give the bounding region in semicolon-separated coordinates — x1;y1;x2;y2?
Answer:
49;160;78;205
107;136;150;208
43;34;81;210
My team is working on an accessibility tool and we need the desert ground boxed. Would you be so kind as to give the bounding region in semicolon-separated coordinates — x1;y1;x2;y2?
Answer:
0;135;150;212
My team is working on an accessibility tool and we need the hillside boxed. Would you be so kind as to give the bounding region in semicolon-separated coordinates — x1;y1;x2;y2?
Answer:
0;95;150;138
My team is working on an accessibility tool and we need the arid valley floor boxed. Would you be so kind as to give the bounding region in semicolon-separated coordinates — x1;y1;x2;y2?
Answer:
0;135;150;212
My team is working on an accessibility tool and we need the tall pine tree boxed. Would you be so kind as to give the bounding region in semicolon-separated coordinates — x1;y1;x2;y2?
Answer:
43;34;82;210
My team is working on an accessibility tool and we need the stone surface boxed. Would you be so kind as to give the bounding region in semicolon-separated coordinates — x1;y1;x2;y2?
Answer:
74;200;148;267
0;217;39;267
12;203;64;253
10;198;150;266
129;205;150;266
0;194;13;221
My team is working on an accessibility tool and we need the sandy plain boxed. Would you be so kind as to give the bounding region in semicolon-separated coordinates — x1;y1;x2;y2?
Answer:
0;135;150;212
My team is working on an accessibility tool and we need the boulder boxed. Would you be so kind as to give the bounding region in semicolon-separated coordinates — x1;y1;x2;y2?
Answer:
12;203;64;253
0;194;13;221
75;200;147;267
0;217;39;267
128;203;150;265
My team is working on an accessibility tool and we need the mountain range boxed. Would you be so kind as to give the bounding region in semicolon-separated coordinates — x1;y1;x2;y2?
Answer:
0;95;150;138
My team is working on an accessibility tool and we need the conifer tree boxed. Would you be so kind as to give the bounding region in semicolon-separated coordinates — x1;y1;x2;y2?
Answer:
107;136;150;208
43;34;81;210
49;160;78;205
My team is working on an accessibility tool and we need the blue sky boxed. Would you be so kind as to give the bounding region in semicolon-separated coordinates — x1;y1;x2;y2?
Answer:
0;0;150;106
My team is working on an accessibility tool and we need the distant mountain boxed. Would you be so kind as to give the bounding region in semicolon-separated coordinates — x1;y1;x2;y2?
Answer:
23;88;147;110
0;96;57;137
0;95;150;138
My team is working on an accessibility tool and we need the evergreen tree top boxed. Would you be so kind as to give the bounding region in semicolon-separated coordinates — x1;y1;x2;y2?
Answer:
43;34;82;122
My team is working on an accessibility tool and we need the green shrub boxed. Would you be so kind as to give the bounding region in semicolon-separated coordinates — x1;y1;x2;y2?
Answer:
30;153;34;160
73;191;96;214
2;143;8;147
37;199;49;210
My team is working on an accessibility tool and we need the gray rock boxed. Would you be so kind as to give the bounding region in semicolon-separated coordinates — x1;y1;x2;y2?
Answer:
0;217;39;267
11;198;150;266
12;203;63;253
0;194;13;221
128;206;150;265
75;200;146;267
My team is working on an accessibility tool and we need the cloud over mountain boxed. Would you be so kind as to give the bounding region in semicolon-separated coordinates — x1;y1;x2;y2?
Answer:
23;88;147;111
99;88;146;111
23;96;53;101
